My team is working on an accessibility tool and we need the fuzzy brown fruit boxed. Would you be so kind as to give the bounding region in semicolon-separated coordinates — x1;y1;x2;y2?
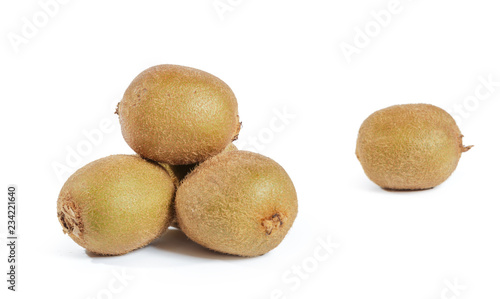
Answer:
57;155;175;255
356;104;472;190
117;64;241;165
175;151;298;257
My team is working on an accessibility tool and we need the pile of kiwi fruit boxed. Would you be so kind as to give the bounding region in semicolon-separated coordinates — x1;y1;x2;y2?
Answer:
57;64;298;257
57;64;473;258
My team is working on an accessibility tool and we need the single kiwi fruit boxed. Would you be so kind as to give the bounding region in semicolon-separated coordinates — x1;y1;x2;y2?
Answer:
175;150;298;257
116;64;241;165
163;143;238;229
356;104;472;190
57;155;176;255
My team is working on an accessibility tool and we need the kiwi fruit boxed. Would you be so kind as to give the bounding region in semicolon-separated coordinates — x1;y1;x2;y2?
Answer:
175;150;298;257
356;104;472;190
116;64;241;165
164;143;238;229
57;155;176;255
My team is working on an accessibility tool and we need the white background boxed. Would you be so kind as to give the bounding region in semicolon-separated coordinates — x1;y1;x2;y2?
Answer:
1;0;500;298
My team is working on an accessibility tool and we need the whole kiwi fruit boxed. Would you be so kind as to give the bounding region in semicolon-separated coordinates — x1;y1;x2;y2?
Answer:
57;155;175;255
175;150;298;257
117;64;241;165
356;104;472;190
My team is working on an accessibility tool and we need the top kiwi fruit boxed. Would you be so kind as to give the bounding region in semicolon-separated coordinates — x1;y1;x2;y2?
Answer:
57;155;176;255
356;104;472;190
175;150;298;257
116;64;241;165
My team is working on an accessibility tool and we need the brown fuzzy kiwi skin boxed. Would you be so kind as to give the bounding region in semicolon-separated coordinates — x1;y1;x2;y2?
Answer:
356;104;472;190
57;155;176;256
175;150;298;257
160;143;239;188
162;143;238;229
117;64;241;165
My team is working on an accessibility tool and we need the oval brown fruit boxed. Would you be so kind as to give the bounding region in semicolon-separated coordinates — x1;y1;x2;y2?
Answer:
356;104;472;190
117;64;241;165
57;155;176;255
175;151;298;257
